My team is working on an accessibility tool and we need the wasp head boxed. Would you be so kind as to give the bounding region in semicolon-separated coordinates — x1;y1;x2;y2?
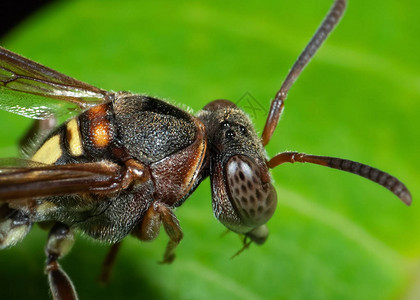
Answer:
198;100;277;244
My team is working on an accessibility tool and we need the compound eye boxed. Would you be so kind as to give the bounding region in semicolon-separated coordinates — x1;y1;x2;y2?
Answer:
225;155;277;228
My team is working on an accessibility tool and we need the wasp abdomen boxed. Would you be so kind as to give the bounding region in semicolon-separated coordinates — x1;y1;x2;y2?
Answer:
31;102;117;164
78;102;117;157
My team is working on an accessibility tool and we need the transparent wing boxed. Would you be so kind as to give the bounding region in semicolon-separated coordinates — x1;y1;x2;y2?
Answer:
0;159;124;200
0;46;114;120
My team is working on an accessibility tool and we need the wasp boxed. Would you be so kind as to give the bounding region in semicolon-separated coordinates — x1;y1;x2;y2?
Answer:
0;0;411;299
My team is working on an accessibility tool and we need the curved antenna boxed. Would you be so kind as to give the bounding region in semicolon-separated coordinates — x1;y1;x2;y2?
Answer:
261;0;347;146
267;152;412;206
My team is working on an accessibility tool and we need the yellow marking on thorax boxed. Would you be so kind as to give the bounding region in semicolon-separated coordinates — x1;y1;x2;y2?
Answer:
66;119;83;156
32;135;62;164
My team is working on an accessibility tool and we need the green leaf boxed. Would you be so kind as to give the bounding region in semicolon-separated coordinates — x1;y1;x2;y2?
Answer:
0;0;418;299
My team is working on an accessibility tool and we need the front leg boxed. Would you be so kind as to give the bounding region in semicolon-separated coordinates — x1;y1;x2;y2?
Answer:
132;202;183;264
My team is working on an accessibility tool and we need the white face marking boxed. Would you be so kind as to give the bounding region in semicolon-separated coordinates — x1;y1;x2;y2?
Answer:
225;155;277;229
227;158;238;176
240;160;253;178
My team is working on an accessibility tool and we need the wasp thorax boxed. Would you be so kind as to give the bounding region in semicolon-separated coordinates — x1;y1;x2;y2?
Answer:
225;155;277;230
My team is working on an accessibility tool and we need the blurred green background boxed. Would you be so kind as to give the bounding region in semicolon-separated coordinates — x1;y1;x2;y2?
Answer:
0;0;419;299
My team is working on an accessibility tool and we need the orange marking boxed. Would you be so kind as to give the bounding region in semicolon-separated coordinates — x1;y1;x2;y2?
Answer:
89;104;107;116
88;104;112;148
91;121;110;148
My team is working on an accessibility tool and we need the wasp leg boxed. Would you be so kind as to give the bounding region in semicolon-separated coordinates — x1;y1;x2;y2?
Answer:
0;206;32;249
133;202;183;264
98;242;122;284
159;205;184;264
45;222;78;300
230;237;252;260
